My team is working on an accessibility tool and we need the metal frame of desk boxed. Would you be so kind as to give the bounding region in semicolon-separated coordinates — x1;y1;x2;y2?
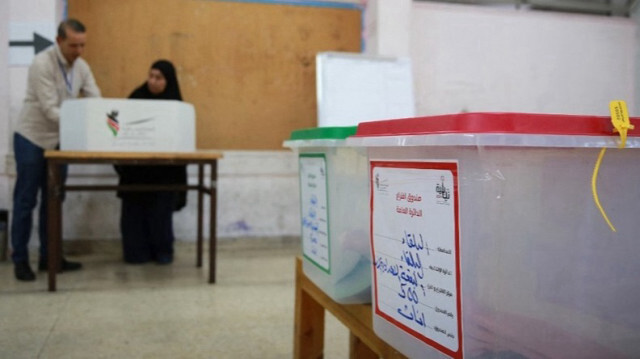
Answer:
45;150;222;292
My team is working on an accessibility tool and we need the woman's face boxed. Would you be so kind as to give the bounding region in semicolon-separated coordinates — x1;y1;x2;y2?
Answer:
147;68;167;95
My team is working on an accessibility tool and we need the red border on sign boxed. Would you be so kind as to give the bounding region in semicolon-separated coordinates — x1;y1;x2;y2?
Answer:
370;160;463;359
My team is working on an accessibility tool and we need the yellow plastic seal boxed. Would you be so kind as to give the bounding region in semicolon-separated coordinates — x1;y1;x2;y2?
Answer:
610;100;634;148
592;100;634;232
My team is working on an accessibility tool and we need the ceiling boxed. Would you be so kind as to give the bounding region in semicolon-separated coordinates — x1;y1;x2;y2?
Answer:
415;0;639;17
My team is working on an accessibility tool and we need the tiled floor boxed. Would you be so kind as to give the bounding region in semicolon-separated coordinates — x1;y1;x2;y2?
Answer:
0;238;349;358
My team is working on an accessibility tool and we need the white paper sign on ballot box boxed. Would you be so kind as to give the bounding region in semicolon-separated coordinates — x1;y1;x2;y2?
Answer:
60;98;195;152
371;160;463;359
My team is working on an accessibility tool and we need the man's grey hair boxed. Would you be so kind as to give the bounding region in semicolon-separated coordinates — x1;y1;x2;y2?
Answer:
57;18;86;39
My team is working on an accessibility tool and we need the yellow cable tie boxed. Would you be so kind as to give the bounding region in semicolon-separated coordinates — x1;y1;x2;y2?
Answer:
591;147;616;232
592;100;634;232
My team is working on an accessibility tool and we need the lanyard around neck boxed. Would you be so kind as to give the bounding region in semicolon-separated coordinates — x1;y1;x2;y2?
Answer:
57;58;73;95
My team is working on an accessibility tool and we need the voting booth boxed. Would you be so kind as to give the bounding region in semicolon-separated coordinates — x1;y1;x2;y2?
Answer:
348;113;640;359
60;98;195;152
284;127;371;304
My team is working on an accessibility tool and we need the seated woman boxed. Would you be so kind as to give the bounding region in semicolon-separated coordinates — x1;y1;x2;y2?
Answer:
115;60;187;264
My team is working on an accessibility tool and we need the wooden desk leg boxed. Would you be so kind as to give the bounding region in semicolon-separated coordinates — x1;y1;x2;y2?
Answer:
208;161;217;284
294;259;325;359
197;164;204;267
349;332;379;359
47;160;62;292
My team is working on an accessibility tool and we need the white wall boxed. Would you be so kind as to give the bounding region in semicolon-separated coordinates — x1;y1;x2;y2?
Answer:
0;1;10;212
364;1;637;117
410;2;637;117
363;0;411;57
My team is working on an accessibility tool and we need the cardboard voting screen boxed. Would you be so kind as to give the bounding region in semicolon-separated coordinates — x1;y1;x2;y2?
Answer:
60;98;195;152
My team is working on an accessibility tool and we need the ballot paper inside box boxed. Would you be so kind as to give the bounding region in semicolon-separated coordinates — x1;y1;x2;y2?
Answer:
60;98;195;152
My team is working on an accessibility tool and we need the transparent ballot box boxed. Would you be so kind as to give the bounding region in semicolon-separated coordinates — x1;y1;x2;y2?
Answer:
284;127;371;304
347;112;640;359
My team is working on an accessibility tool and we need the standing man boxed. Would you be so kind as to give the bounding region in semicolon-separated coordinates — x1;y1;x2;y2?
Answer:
11;19;101;281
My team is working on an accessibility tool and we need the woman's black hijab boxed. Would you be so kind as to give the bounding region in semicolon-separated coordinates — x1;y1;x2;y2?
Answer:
119;59;188;210
129;60;183;101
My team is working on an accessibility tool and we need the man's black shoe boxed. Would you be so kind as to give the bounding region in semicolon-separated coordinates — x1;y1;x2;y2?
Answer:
15;261;36;281
38;258;83;272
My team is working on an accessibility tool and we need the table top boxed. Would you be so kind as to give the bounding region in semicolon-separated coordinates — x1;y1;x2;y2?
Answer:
44;150;223;164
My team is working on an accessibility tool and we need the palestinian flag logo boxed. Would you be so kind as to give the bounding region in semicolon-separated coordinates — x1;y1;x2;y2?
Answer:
106;110;120;136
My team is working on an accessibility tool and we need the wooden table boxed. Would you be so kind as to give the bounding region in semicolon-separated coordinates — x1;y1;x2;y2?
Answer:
45;150;223;292
294;257;407;359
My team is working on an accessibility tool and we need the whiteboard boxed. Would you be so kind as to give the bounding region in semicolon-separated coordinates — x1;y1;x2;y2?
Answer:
316;52;415;127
